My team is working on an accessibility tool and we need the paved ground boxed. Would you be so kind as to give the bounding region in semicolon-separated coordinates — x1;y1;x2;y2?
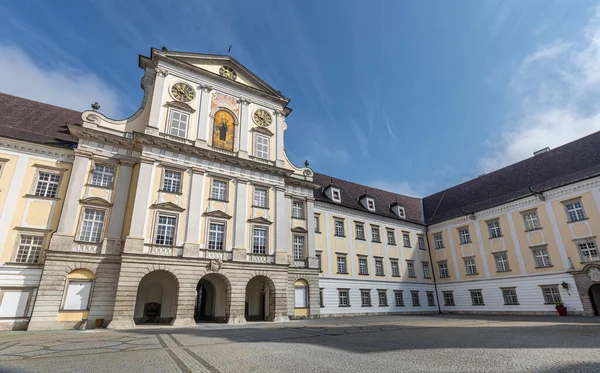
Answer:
0;315;599;373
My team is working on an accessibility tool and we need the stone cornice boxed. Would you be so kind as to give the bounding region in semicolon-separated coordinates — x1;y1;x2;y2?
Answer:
0;136;74;162
68;124;136;150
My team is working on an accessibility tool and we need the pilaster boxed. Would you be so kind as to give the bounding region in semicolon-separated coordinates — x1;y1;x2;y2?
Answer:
195;84;212;146
238;99;250;156
182;169;204;257
146;67;168;135
274;187;291;264
107;162;133;239
232;178;249;260
275;110;286;167
55;154;89;237
124;160;154;253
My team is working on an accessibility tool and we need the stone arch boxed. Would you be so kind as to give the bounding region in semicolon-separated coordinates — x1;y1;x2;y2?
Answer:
244;274;276;321
209;106;239;124
195;272;232;323
133;269;179;325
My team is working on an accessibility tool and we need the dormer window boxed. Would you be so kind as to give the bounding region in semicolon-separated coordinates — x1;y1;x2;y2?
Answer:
332;189;341;202
366;198;375;211
391;204;406;218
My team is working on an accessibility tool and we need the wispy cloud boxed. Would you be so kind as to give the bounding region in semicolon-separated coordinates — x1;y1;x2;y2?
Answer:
480;7;600;173
0;44;124;118
368;179;420;197
351;119;371;159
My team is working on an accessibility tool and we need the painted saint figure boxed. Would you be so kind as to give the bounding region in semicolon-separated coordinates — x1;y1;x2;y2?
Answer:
219;120;228;141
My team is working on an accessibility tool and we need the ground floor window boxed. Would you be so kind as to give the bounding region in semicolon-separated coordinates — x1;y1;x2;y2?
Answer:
361;289;372;307
443;291;455;306
411;290;420;306
338;289;349;307
295;284;308;308
427;291;435;306
377;290;388;306
63;281;93;311
541;286;562;304
0;289;30;318
394;290;404;306
470;289;484;305
319;288;324;308
502;288;519;305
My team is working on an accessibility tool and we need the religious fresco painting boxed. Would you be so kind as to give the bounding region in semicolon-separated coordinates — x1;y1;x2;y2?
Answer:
211;92;240;117
212;110;235;151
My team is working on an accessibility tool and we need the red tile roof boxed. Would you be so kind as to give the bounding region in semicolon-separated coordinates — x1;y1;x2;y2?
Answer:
0;92;80;148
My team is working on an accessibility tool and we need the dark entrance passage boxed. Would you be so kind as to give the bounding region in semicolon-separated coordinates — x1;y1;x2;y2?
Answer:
590;283;600;316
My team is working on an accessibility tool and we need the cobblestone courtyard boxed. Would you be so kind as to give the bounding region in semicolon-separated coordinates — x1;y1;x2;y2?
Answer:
0;315;599;373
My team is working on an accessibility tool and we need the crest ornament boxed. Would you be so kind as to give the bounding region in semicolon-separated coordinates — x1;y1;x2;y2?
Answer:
589;267;600;282
209;259;223;272
219;66;237;81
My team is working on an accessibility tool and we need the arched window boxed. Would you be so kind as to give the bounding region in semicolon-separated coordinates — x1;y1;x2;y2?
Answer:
294;279;309;309
212;110;235;151
61;269;96;311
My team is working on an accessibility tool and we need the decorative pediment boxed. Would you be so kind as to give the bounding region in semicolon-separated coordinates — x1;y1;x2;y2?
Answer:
164;100;196;113
203;210;232;219
150;202;185;212
250;126;274;137
291;226;308;233
79;197;112;207
247;217;273;225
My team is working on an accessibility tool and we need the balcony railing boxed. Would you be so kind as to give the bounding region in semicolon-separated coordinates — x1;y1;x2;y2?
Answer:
72;242;101;254
199;249;233;261
292;258;308;268
143;244;183;257
247;253;275;264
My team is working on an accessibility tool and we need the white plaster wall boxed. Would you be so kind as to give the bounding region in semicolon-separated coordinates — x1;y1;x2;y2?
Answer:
436;272;583;313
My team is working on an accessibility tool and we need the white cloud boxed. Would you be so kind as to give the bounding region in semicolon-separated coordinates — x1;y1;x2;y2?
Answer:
0;44;124;118
368;179;420;198
480;8;600;173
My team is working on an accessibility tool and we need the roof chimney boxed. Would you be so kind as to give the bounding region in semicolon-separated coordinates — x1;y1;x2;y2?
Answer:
533;147;550;156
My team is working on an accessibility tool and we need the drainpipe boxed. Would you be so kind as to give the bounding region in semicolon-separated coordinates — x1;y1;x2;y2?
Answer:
425;230;442;314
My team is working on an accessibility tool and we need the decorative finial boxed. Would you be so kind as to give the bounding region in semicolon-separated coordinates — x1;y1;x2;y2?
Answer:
91;102;100;111
162;46;168;52
304;159;310;167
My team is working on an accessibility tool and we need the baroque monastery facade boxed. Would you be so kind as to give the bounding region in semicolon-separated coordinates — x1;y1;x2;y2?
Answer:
0;48;598;330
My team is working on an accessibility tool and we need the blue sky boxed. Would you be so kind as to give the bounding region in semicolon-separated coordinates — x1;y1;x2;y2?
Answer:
1;1;600;197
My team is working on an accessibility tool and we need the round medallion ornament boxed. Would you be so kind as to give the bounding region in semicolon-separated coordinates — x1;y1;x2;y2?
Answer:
219;66;237;81
170;82;195;102
253;109;272;127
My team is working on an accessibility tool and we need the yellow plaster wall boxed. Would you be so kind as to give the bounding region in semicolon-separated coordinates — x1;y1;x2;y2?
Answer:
451;223;485;279
0;153;19;216
158;75;200;140
428;230;457;282
479;216;522;277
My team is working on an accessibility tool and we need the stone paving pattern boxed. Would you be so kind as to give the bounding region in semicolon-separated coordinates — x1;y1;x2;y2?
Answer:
1;315;600;373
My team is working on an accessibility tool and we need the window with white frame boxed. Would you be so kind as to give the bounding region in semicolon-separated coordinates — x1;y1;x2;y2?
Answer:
211;180;227;201
208;222;225;250
63;280;93;311
494;252;510;272
371;226;381;242
168;110;189;138
358;257;368;275
443;291;455;306
394;290;404;306
334;219;345;237
427;291;435;306
523;210;541;230
402;232;411;247
458;228;471;244
464;257;477;275
386;229;396;245
502;288;519;305
253;227;267;254
331;188;341;202
338;289;349;306
34;172;60;198
78;209;105;243
488;220;502;238
375;258;384;276
293;235;305;260
422;262;431;278
565;200;586;222
411;290;420;306
314;214;320;233
438;261;449;278
361;289;371;306
406;261;416;278
366;198;375;211
254;134;270;159
91;164;115;188
253;188;267;208
578;241;599;262
355;223;365;240
0;290;30;318
541;285;562;304
417;235;425;250
337;255;347;273
470;290;484;305
292;201;304;219
390;259;400;276
15;235;43;263
434;234;444;249
532;246;552;267
155;214;177;245
378;290;388;306
162;170;182;193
